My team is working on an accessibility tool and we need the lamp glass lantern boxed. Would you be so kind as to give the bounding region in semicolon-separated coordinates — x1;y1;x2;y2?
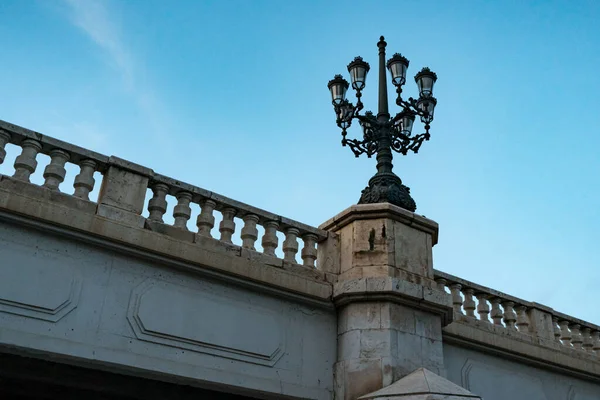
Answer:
417;97;437;123
328;75;349;105
347;57;370;91
387;53;409;86
414;67;437;98
400;111;415;136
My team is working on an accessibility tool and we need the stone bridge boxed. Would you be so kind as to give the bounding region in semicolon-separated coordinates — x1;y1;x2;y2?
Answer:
0;119;599;399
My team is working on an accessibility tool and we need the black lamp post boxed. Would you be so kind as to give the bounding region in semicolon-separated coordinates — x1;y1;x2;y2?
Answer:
328;36;438;212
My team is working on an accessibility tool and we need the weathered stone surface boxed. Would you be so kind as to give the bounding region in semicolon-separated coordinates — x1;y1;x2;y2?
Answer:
97;164;149;214
0;217;336;400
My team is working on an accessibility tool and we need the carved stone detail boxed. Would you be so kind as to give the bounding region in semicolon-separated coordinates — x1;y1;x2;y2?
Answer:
127;279;285;366
219;207;237;243
0;129;11;165
0;261;81;322
301;233;318;267
449;283;463;315
196;199;217;237
462;288;476;318
502;301;517;330
261;220;279;256
490;297;503;325
148;183;169;222
13;139;42;182
73;159;97;200
475;292;490;323
173;191;192;229
43;149;70;191
283;227;300;263
241;214;260;250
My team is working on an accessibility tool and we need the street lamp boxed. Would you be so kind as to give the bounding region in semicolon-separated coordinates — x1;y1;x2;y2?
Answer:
327;36;438;212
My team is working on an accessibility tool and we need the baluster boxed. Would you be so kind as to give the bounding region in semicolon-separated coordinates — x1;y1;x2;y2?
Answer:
196;199;217;237
582;327;593;352
570;323;583;350
301;233;318;267
73;160;97;200
449;283;463;315
0;129;10;165
261;220;279;256
559;320;572;347
475;292;490;322
173;191;192;229
283;227;300;263
148;183;169;222
462;288;476;318
241;214;259;250
552;317;562;343
591;331;600;356
13;139;42;182
502;301;517;330
435;278;447;291
515;305;530;333
42;149;70;190
219;207;237;243
490;298;503;325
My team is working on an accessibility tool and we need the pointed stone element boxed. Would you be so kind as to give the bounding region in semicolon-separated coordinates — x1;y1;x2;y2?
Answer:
358;368;481;399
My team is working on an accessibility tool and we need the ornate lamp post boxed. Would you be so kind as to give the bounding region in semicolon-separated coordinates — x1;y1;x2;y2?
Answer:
327;36;438;212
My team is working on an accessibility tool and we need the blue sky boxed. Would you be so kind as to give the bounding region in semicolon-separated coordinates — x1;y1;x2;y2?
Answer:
1;0;599;322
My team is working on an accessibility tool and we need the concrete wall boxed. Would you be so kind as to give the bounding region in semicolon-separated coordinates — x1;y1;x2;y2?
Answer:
0;218;337;400
443;343;600;400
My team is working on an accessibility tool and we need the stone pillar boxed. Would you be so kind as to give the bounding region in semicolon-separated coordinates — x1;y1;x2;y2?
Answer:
97;156;153;227
319;204;452;400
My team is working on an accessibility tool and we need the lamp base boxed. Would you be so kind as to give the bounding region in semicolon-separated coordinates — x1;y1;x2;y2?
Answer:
358;172;417;212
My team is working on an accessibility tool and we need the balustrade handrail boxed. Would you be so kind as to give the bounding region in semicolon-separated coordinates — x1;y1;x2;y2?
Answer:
0;119;110;170
151;173;328;241
0;118;330;269
434;268;600;333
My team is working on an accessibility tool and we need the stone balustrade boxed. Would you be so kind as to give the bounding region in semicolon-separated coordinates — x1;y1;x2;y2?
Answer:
435;269;600;358
0;120;109;200
146;173;327;267
0;119;329;270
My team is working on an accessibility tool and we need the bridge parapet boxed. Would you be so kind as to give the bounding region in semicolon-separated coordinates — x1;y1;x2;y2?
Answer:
0;119;337;282
435;269;600;378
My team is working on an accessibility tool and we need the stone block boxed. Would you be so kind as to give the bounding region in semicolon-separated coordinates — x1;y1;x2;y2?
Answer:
339;224;354;274
360;329;397;359
338;330;361;360
351;218;395;267
382;303;416;334
527;307;555;341
393;220;433;278
420;337;444;373
97;165;149;214
392;279;424;300
345;302;382;331
333;278;367;298
145;220;195;243
96;204;146;228
396;331;423;366
414;310;443;341
343;358;383;400
316;232;340;274
366;276;395;292
423;286;452;309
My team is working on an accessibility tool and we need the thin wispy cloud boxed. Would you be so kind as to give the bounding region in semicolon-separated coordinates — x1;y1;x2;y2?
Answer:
61;0;173;151
63;0;134;91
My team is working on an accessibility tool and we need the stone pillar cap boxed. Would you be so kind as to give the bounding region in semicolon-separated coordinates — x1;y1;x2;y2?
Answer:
319;203;439;245
358;368;481;400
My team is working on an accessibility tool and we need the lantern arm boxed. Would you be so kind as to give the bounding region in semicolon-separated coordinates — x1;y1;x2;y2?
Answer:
342;136;378;158
389;124;431;155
